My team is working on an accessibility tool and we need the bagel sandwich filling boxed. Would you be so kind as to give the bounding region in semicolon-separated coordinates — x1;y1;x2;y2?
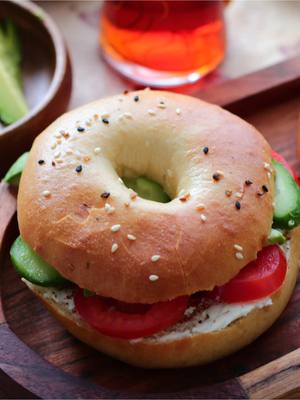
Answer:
3;91;300;368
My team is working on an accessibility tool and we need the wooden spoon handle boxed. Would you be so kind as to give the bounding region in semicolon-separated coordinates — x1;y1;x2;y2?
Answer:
239;347;300;399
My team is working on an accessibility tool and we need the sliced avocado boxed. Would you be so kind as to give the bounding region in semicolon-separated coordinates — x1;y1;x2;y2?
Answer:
3;152;28;185
10;236;68;287
273;159;300;229
267;228;286;245
123;176;170;203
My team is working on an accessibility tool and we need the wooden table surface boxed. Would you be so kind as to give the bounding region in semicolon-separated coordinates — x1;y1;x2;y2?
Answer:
39;0;300;109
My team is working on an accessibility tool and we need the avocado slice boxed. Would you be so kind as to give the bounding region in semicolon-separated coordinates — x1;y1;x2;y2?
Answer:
10;236;68;287
273;159;300;229
123;176;170;203
3;152;28;185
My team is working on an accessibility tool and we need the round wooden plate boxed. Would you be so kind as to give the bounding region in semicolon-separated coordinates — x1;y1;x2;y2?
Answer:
0;0;72;178
0;181;299;399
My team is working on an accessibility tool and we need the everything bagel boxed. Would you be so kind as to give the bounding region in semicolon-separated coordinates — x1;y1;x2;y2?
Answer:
18;90;274;303
7;89;300;368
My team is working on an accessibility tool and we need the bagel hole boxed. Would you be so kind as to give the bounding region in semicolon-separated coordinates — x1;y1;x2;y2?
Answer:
122;175;171;203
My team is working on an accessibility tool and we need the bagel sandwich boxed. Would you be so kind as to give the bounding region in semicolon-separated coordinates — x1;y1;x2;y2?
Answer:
4;90;300;368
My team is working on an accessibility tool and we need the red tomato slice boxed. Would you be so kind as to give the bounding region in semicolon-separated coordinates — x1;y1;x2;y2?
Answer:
211;245;287;303
74;290;189;339
272;150;300;186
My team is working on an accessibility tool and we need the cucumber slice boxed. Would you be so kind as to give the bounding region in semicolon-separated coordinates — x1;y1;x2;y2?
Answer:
267;228;286;245
273;159;300;229
123;176;170;203
10;236;68;287
3;152;28;185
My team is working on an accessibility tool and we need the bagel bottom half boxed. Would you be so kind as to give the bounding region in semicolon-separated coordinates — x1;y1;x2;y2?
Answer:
23;227;300;369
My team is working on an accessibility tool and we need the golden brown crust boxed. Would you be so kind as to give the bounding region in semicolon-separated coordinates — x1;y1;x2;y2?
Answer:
25;227;300;369
18;90;274;303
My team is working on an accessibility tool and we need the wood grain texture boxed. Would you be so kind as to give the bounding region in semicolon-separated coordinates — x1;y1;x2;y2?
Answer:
1;57;300;398
240;348;300;399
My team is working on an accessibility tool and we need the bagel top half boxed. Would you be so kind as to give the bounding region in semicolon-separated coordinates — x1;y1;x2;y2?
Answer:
18;90;274;303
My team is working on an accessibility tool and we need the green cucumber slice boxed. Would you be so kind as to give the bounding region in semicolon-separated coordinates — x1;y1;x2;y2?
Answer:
273;159;300;229
123;176;170;203
10;236;68;287
267;228;286;245
3;152;28;185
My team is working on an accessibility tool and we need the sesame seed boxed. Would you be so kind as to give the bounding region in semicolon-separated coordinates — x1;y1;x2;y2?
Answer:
56;159;63;164
157;103;166;109
200;214;207;222
54;132;61;138
102;118;109;124
235;201;241;210
38;160;45;165
245;180;253;186
85;120;92;127
77;126;85;132
51;143;57;150
83;156;91;162
123;112;133;119
54;151;61;159
203;146;209;155
94;114;99;120
234;244;243;251
149;274;159;282
196;203;205;211
42;190;51;198
56;139;62;145
225;190;232;197
235;192;243;199
104;203;115;214
134;95;139;102
264;162;272;172
151;255;160;262
62;131;70;138
111;224;121;232
127;234;136;241
129;189;137;199
148;109;156;116
94;147;101;154
111;243;118;253
213;172;222;181
101;192;110;199
176;108;181;115
75;165;83;173
179;192;190;202
66;148;73;155
267;172;272;179
124;202;130;207
235;252;244;260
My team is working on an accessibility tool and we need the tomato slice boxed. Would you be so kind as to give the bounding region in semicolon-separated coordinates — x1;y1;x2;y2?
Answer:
74;290;189;339
210;245;287;303
272;150;300;186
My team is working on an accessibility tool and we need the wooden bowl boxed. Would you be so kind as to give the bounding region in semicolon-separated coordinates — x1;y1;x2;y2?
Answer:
0;0;72;178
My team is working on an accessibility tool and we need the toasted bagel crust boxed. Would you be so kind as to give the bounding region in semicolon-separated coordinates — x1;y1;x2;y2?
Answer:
18;90;274;303
25;227;300;368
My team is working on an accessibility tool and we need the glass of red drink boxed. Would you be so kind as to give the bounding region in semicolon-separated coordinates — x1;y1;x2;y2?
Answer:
100;1;226;87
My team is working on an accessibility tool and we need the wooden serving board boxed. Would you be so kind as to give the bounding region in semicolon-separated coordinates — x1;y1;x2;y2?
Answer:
1;56;300;399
